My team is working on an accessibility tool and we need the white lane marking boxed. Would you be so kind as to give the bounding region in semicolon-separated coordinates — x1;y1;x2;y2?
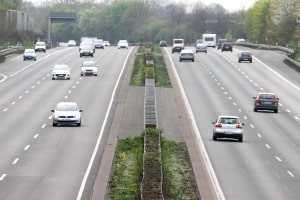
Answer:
0;174;7;181
11;101;16;105
64;96;68;99
164;49;225;200
3;108;8;112
265;144;271;149
250;124;255;128
12;158;19;165
76;47;135;200
287;171;295;178
41;124;46;128
295;116;299;121
286;109;291;113
19;96;23;99
275;156;282;162
33;134;39;139
0;74;8;83
25;90;29;94
24;145;30;151
257;133;262;138
255;58;300;90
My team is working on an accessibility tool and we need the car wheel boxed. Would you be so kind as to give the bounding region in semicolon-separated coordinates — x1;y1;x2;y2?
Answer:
77;122;81;126
192;59;194;62
250;60;252;63
81;74;83;76
53;122;57;126
23;58;26;61
213;135;217;141
52;78;55;80
238;137;243;142
254;108;257;112
274;109;278;113
95;74;98;76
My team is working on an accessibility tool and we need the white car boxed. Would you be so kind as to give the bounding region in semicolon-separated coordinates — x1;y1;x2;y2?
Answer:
103;40;110;46
35;41;46;53
52;64;71;80
80;60;98;76
117;40;129;49
51;102;82;126
212;115;244;142
67;40;77;46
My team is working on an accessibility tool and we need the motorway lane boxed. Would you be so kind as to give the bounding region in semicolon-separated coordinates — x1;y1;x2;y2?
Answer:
0;46;134;199
167;46;300;199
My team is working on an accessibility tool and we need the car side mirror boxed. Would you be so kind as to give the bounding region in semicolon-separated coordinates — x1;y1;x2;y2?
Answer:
79;110;83;112
51;109;54;112
252;97;256;99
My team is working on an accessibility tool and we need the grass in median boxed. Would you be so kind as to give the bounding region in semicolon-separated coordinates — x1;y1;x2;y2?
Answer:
109;134;198;199
109;136;144;199
130;44;172;87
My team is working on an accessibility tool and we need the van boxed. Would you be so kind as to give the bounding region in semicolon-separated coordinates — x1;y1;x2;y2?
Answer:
172;38;184;53
35;41;46;53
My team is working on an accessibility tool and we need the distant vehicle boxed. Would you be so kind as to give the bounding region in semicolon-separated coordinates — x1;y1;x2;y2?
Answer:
212;115;244;142
80;45;94;57
217;39;227;49
51;64;71;80
236;38;246;43
35;41;46;53
80;60;98;76
195;39;203;46
159;40;167;47
23;49;36;61
195;43;207;53
179;49;194;62
94;39;104;49
51;102;82;126
253;92;279;113
117;40;129;49
67;40;77;47
103;41;110;46
238;51;252;63
80;39;95;52
172;38;184;53
202;34;216;47
221;42;232;52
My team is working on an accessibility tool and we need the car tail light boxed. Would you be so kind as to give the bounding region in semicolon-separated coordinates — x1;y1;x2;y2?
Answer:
255;96;260;104
236;124;243;129
215;123;222;128
274;96;278;105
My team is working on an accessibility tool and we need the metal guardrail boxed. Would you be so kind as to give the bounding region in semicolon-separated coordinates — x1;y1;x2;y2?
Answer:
0;45;24;56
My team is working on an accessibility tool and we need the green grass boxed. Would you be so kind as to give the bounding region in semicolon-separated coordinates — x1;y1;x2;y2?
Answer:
109;133;198;199
130;44;172;87
109;136;144;200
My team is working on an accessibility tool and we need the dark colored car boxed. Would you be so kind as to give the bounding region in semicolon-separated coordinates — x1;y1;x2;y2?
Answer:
217;39;227;49
179;49;194;62
253;92;279;113
221;42;232;52
238;51;252;63
159;40;167;47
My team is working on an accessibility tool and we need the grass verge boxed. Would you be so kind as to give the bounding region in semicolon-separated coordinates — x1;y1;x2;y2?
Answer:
130;44;172;87
109;134;198;199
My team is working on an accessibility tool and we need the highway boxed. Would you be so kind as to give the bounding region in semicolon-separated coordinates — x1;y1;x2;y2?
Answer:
167;46;300;200
0;46;133;200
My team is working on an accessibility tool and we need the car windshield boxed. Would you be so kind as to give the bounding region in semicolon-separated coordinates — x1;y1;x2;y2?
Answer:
54;65;69;70
82;62;96;67
25;49;34;53
260;94;274;99
56;103;78;111
218;117;239;124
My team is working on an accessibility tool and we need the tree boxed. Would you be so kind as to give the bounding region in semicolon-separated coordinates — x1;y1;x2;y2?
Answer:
0;0;22;10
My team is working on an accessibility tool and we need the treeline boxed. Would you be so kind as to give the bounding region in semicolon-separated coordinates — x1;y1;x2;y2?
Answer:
2;0;300;48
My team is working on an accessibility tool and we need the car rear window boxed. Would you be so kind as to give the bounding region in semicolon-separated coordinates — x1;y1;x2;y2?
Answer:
219;118;239;124
260;94;275;99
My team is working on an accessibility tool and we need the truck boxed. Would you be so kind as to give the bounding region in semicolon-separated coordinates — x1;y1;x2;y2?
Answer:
202;34;216;48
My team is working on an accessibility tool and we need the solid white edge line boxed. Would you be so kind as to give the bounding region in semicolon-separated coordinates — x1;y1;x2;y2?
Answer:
165;48;225;200
76;47;135;200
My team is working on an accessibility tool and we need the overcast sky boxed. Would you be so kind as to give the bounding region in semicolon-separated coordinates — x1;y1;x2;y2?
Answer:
25;0;257;12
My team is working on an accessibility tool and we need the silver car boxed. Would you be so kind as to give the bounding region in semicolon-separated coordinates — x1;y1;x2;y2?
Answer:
23;49;37;61
212;115;244;142
52;64;71;80
80;60;98;76
51;102;82;126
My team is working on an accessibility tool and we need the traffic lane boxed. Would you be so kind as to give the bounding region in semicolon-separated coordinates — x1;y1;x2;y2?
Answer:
169;48;300;199
198;48;300;198
217;47;300;114
0;47;78;107
0;47;133;199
